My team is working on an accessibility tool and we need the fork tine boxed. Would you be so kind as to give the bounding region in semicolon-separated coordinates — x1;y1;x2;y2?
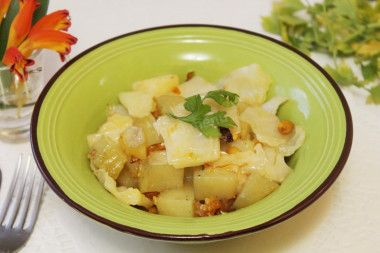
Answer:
13;157;37;229
23;172;44;231
0;154;23;224
1;155;31;228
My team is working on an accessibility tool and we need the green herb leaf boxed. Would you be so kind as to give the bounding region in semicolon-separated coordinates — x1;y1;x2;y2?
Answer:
203;90;239;107
366;84;380;104
168;90;239;138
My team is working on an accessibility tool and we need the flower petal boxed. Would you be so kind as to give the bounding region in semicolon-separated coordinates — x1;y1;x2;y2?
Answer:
2;46;34;82
6;0;40;48
29;9;71;35
18;30;78;61
0;0;12;26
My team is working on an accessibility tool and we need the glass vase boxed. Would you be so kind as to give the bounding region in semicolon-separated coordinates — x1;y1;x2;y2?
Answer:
0;50;44;141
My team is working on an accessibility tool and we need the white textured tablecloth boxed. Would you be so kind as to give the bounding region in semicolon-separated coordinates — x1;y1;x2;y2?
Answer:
1;1;379;252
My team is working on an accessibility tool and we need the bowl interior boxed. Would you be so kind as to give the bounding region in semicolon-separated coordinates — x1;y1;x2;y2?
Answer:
31;25;351;241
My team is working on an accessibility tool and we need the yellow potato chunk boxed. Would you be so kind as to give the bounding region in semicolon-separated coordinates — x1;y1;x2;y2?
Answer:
116;166;138;188
89;136;128;180
132;74;180;97
119;91;155;118
193;169;238;200
155;94;188;117
138;163;184;193
156;186;195;217
178;76;217;97
233;172;279;209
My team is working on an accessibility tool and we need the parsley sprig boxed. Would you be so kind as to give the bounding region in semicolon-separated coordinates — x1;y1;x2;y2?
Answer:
168;90;239;138
262;0;380;104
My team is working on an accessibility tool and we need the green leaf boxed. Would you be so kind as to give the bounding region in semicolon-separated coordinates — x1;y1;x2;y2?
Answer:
324;61;365;87
333;0;357;21
203;90;239;107
168;90;239;138
366;84;380;104
278;14;307;26
32;0;49;26
361;59;378;82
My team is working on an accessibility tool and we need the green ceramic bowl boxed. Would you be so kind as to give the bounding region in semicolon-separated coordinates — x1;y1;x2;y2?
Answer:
31;25;352;242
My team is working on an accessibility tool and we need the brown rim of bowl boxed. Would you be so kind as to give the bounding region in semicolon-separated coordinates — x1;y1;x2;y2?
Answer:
30;24;353;242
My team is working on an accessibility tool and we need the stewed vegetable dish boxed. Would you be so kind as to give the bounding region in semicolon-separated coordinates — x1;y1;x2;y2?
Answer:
87;64;305;217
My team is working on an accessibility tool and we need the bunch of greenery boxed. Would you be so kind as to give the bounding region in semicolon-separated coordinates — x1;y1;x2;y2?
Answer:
262;0;380;104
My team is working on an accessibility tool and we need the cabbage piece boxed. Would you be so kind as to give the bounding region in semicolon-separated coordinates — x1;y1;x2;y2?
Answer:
120;126;147;160
132;74;180;97
119;91;155;118
209;148;266;172
222;64;272;105
240;106;287;147
88;136;128;180
155;94;189;117
87;113;133;147
154;115;220;168
262;145;292;183
93;167;153;209
133;114;163;146
279;125;306;156
261;96;288;115
179;76;218;97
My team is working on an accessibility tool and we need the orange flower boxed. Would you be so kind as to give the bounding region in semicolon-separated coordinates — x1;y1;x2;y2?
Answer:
0;0;11;27
18;30;78;61
29;9;71;35
2;46;34;82
6;0;40;49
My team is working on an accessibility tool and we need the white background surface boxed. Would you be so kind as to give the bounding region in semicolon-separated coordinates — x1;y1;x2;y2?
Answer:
1;0;379;252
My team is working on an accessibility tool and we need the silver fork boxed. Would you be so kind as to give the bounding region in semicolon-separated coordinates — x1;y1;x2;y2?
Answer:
0;154;45;253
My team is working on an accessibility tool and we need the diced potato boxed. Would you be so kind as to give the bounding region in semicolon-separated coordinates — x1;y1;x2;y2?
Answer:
133;114;163;146
132;74;180;97
155;94;188;117
184;166;202;182
89;136;128;179
154;115;220;168
193;169;237;200
120;126;147;159
178;76;218;97
233;172;279;209
240;106;287;147
94;168;153;208
119;91;155;118
156;186;195;217
116;167;138;188
148;150;168;165
106;104;129;116
138;163;184;193
222;63;272;106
